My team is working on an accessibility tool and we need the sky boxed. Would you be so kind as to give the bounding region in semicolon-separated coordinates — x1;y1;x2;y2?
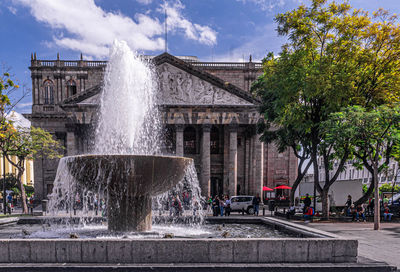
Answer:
1;0;400;113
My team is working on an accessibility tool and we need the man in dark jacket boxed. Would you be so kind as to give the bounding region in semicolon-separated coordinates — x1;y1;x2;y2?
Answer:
304;194;311;213
252;194;261;216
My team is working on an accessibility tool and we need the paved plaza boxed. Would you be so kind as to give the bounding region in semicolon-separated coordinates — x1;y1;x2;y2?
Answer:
299;221;400;270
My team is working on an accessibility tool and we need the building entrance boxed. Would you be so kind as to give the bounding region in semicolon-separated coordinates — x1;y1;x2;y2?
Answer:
210;177;223;197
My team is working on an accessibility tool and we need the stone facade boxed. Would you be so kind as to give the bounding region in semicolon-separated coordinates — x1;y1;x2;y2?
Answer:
28;53;297;200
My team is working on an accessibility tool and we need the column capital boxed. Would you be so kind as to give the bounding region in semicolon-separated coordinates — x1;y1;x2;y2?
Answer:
229;123;238;132
175;124;185;132
202;124;212;133
65;123;76;133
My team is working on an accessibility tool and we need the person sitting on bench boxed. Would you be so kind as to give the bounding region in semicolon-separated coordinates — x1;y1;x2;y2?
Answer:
383;203;393;221
303;206;314;223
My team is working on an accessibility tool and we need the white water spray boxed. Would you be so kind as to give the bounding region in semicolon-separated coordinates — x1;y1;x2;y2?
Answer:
94;40;160;155
48;40;205;230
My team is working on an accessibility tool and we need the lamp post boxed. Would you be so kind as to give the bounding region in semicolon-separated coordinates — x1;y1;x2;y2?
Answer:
3;153;6;215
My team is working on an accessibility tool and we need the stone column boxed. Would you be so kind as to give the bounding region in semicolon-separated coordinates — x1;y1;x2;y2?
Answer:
175;124;184;156
201;124;211;197
254;134;264;198
66;125;76;156
228;124;238;196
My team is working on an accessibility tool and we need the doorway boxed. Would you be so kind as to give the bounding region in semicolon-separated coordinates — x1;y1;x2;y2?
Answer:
210;177;223;197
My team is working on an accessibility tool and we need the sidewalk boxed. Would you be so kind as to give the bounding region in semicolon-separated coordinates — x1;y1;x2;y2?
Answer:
308;222;400;270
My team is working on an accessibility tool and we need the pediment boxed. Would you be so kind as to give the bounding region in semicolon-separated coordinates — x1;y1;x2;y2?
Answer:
156;63;254;106
63;53;260;107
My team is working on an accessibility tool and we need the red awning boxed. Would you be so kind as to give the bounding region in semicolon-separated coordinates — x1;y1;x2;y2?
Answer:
274;185;292;190
262;186;273;191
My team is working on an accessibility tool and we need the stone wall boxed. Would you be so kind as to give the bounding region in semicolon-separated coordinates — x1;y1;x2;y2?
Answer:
0;238;357;263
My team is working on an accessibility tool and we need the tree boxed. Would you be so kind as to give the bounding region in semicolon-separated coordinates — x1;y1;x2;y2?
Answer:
253;0;400;219
324;105;400;229
1;70;62;214
2;126;62;214
0;71;20;214
254;95;313;206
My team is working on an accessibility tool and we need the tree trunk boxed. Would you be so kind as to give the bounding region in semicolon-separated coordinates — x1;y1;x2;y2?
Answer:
354;177;374;206
289;179;300;207
16;169;28;214
373;164;380;230
321;189;330;220
5;155;28;214
289;160;312;206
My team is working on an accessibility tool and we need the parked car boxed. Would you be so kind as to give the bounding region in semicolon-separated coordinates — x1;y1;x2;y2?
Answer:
229;196;255;214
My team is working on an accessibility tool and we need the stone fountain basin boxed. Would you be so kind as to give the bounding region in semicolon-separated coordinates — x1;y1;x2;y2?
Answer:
62;154;193;232
65;154;192;196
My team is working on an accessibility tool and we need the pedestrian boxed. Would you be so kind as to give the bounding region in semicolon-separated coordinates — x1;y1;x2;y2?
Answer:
383;195;389;204
349;204;357;221
303;193;311;213
219;196;225;216
368;197;375;215
207;196;212;213
212;196;219;216
6;194;12;215
355;204;366;222
224;195;231;216
252;194;261;216
345;195;352;216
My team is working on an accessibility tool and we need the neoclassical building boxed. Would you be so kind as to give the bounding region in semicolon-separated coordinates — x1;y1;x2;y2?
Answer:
28;53;297;200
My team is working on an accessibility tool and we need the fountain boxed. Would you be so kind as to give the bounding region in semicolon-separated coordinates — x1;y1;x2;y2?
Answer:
0;40;369;270
49;40;198;232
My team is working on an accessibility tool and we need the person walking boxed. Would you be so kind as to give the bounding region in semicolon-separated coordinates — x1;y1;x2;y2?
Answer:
212;196;219;216
224;195;231;216
345;195;352;216
252;194;261;216
219;196;225;216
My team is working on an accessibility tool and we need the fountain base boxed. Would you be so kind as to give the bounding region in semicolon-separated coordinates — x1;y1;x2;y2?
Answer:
108;194;151;232
59;155;192;232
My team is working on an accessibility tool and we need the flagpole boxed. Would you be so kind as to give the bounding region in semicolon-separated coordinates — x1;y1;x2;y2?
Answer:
164;1;167;52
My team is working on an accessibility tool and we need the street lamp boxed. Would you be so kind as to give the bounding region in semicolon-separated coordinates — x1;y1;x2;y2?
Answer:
3;153;6;215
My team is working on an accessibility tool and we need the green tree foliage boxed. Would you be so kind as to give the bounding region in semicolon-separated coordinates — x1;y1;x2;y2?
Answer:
324;105;400;229
252;0;400;219
364;183;400;194
3;126;63;213
1;71;63;214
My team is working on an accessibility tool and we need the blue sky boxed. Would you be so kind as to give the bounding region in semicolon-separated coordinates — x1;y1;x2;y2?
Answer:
1;0;400;113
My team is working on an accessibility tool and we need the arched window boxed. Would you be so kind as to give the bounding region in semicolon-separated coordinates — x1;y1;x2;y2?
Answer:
67;80;77;97
184;126;197;154
43;80;54;104
210;126;220;154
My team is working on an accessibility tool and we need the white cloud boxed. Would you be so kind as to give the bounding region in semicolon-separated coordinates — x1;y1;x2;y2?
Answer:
237;0;286;11
160;1;217;46
136;0;153;4
7;6;17;15
12;0;217;58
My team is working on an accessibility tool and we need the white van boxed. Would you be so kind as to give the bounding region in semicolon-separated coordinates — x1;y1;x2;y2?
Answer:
229;196;255;214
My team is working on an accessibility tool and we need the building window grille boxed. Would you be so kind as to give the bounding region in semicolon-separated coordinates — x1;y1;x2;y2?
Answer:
184;126;196;154
210;126;219;154
67;80;77;96
43;80;54;104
